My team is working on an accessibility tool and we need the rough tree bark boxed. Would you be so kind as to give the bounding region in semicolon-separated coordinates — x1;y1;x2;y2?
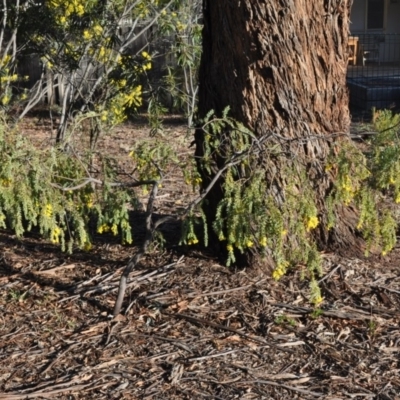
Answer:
195;0;361;263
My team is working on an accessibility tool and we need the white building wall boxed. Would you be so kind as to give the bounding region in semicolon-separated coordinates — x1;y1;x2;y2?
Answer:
350;0;400;34
350;0;366;33
386;1;400;34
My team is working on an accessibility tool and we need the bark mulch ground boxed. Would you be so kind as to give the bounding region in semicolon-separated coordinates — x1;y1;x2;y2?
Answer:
1;237;400;399
1;119;400;399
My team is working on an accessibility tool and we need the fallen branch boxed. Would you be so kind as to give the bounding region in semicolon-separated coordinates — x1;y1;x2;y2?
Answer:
113;179;160;315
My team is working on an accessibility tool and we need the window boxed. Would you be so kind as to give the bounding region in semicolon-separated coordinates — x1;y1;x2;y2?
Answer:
367;0;385;30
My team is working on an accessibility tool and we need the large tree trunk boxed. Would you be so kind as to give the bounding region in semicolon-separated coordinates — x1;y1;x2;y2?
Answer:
195;0;362;264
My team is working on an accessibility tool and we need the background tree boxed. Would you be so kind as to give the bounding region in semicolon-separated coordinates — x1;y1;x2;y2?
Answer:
1;0;176;140
0;0;187;252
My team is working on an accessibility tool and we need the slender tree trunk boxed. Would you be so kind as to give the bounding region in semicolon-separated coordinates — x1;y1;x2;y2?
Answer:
196;0;362;263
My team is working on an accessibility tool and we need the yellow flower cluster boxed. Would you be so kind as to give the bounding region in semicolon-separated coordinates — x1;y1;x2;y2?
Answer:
83;30;92;40
313;295;324;305
325;163;333;172
341;175;352;191
245;240;253;248
98;221;130;242
340;174;355;205
48;0;85;17
141;51;152;71
97;224;110;234
109;104;125;124
100;110;108;122
83;193;94;208
259;236;267;247
0;178;11;187
101;85;142;125
0;54;11;67
1;95;10;105
135;1;160;18
187;238;199;245
83;24;103;40
185;176;202;188
0;74;17;84
117;79;127;88
272;260;289;280
142;51;151;60
50;226;62;244
97;46;111;63
306;216;319;232
121;86;142;109
44;204;53;218
0;55;18;105
92;24;103;36
224;237;255;252
83;241;92;251
176;21;187;32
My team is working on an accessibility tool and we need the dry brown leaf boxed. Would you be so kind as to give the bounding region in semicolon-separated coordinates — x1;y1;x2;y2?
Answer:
34;264;76;275
113;313;127;322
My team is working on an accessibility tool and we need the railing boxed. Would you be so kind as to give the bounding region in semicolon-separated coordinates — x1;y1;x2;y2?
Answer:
347;34;400;110
347;33;400;74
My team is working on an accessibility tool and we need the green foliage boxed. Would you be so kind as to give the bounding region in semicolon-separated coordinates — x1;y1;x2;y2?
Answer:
325;111;400;257
180;210;202;246
8;289;29;303
127;132;209;248
309;278;323;306
196;108;400;304
214;169;267;266
0;113;134;251
326;142;371;207
129;139;179;182
156;0;202;125
274;314;297;327
195;110;322;305
95;186;134;246
0;0;207;258
367;318;378;337
369;110;400;200
310;308;323;319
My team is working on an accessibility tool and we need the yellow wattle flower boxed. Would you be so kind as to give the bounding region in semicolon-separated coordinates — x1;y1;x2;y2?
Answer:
259;237;267;247
306;216;319;232
44;204;53;217
313;295;324;305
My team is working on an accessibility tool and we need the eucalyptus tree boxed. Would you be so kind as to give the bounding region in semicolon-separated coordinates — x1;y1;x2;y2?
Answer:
194;0;396;301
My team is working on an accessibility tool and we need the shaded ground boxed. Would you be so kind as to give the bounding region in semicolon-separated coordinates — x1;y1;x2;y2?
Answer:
1;117;400;399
